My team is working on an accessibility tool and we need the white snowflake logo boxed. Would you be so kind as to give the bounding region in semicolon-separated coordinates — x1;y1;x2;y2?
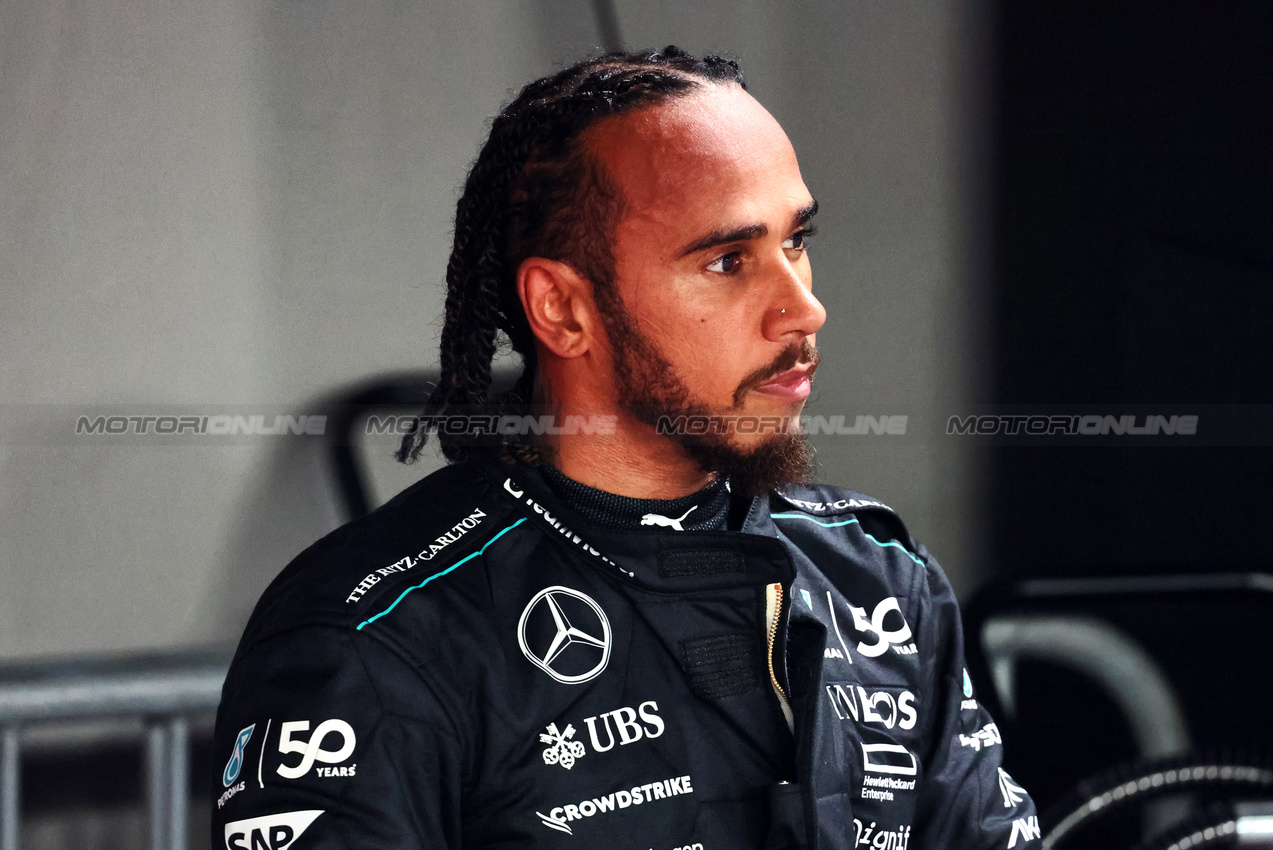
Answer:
540;722;586;770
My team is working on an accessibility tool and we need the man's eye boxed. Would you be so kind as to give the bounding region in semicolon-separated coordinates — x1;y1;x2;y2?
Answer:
783;226;817;252
706;252;743;274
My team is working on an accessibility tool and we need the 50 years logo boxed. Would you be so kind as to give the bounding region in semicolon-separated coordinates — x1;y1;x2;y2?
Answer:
276;719;356;779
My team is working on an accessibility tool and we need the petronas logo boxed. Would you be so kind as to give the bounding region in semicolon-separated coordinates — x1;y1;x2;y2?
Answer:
223;724;255;787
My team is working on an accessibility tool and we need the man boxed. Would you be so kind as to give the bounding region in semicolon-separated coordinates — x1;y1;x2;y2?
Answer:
213;47;1039;849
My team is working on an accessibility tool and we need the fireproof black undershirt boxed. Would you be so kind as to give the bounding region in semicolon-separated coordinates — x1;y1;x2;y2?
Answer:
535;462;734;532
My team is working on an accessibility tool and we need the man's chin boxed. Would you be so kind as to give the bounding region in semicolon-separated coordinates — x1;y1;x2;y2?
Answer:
679;431;816;499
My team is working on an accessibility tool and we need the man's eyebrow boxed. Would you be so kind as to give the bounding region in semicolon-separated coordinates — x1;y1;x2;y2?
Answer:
676;223;767;259
675;198;819;259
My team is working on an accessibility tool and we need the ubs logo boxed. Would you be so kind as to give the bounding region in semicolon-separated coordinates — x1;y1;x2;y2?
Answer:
518;586;612;684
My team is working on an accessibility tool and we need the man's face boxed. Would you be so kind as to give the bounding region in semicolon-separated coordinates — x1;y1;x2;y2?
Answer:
586;84;826;490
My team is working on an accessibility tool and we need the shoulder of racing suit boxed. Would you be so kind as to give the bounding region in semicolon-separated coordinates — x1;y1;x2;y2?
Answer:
767;482;1040;850
231;456;527;660
772;482;917;545
769;482;932;585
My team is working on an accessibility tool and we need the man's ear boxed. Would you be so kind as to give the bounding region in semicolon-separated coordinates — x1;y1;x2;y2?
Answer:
516;257;600;358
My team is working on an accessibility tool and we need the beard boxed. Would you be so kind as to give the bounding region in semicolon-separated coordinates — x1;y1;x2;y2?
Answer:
599;300;818;498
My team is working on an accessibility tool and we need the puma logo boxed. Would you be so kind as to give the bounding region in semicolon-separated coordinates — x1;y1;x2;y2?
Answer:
640;506;697;531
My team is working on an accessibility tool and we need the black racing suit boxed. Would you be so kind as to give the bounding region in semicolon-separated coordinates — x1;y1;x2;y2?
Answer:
211;450;1040;849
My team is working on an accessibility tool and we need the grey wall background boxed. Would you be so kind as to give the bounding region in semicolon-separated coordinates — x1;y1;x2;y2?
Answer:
0;0;992;663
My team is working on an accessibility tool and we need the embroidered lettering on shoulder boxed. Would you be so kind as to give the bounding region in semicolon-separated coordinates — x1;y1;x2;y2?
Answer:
346;507;487;604
781;494;891;514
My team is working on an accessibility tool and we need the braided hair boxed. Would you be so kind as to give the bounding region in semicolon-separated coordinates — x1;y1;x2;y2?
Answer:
396;46;746;464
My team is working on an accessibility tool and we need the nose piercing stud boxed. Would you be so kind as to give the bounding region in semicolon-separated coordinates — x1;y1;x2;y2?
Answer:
780;308;787;314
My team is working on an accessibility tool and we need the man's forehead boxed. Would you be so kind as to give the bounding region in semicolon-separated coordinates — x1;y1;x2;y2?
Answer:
586;85;808;231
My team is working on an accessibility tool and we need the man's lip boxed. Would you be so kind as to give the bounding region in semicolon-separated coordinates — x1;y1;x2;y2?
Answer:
753;365;817;400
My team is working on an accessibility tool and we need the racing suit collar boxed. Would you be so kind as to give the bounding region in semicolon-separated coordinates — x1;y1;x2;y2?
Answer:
469;449;793;593
537;460;731;532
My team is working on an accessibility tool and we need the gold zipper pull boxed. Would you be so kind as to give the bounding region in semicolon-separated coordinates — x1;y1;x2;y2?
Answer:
765;582;794;733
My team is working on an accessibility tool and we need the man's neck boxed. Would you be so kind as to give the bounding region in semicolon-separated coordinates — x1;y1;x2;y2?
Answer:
544;409;714;500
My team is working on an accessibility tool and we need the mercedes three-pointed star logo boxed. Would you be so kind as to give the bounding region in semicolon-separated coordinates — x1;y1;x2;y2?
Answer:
517;585;612;684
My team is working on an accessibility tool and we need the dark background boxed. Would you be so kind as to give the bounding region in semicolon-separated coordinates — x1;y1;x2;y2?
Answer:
986;3;1273;846
990;1;1273;577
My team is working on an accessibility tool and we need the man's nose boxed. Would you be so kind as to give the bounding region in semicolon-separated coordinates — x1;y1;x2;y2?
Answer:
763;262;826;342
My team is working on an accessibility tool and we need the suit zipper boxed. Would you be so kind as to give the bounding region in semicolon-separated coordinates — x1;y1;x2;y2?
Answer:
765;582;794;733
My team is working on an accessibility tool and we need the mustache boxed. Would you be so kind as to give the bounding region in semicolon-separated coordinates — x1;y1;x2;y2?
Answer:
732;341;820;407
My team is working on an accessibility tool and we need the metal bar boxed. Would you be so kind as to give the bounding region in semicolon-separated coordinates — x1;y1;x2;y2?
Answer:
984;614;1190;757
0;648;231;848
147;722;171;850
985;614;1193;840
0;725;18;850
168;716;189;850
590;0;623;52
1008;572;1273;601
962;572;1273;740
0;669;226;724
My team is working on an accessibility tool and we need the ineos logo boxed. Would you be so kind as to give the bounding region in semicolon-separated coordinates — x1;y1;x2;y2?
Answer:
825;685;918;730
276;719;356;779
518;586;611;684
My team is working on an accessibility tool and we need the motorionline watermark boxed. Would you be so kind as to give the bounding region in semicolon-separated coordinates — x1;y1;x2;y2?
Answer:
10;406;908;447
364;412;908;439
35;404;1273;447
75;413;327;436
656;414;907;437
946;413;1198;438
366;413;618;438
